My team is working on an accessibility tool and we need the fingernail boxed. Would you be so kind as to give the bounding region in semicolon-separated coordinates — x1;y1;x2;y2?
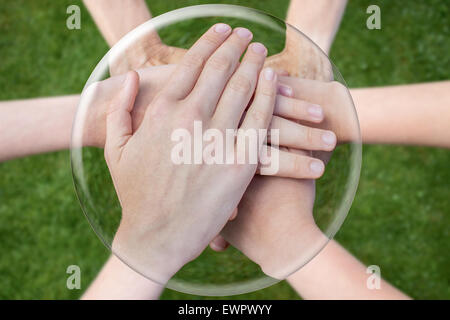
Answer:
321;131;336;146
215;23;231;33
310;160;324;174
210;237;227;251
264;67;275;81
307;104;323;119
278;84;293;97
236;27;252;39
251;42;267;55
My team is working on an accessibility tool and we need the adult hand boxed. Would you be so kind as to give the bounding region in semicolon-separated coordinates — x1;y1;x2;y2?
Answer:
105;24;282;283
110;41;187;76
265;28;334;81
82;72;339;179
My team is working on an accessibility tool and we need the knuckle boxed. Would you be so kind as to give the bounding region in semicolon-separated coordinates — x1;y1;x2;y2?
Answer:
180;106;204;123
229;74;253;94
305;127;315;145
182;52;206;69
289;99;301;116
328;81;346;96
208;54;233;73
202;33;223;47
293;156;304;174
259;84;276;98
250;108;268;122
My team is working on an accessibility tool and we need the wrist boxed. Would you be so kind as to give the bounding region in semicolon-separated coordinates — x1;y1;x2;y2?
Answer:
82;255;165;300
126;34;164;66
111;218;183;284
259;221;325;280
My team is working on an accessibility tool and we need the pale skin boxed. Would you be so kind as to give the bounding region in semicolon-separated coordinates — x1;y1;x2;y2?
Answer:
106;25;306;284
81;25;336;298
286;0;348;54
81;44;409;301
81;3;412;298
82;0;342;78
2;0;448;161
82;0;186;75
0;1;443;300
82;74;410;298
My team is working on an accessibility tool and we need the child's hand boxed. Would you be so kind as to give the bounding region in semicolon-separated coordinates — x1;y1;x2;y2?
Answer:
277;77;360;144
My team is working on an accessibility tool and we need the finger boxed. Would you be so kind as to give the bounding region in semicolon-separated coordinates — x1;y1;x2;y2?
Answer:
189;27;254;115
258;146;325;179
105;71;140;160
212;42;267;128
278;76;326;102
237;68;277;162
229;207;238;221
209;235;230;252
274;94;324;123
162;23;232;100
236;68;277;166
268;116;336;151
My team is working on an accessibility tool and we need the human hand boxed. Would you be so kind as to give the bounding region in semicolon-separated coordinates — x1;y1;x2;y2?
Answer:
277;77;359;144
82;72;339;178
264;27;333;81
210;78;357;279
209;86;338;278
105;24;283;283
82;64;174;148
220;162;327;279
110;41;186;76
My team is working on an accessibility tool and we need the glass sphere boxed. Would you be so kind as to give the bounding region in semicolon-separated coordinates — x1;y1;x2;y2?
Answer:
71;4;361;296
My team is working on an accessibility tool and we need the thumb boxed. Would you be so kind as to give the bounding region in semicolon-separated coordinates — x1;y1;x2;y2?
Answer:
105;71;139;160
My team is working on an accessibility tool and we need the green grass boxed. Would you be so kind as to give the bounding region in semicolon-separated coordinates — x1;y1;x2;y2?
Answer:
0;0;449;299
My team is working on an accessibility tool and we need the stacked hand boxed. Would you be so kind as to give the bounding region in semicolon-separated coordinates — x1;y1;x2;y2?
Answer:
81;24;356;282
109;25;333;81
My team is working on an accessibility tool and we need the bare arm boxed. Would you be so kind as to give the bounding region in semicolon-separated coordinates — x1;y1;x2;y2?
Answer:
286;0;347;54
287;240;410;300
351;81;450;148
82;255;164;300
0;95;79;162
82;0;156;47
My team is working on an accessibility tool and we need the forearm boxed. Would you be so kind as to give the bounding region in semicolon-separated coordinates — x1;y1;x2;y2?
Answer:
83;0;156;46
82;255;164;300
0;95;79;162
286;0;347;54
287;240;409;300
351;81;450;148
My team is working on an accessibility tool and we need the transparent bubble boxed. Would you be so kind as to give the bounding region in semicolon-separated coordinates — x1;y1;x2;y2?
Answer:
71;4;361;296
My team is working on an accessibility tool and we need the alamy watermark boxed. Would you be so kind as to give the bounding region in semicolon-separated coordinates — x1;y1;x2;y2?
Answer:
171;121;280;175
366;5;381;30
66;265;81;290
66;5;81;30
366;265;381;290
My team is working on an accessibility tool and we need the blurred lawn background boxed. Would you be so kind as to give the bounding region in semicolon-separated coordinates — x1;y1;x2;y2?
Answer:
0;0;448;299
